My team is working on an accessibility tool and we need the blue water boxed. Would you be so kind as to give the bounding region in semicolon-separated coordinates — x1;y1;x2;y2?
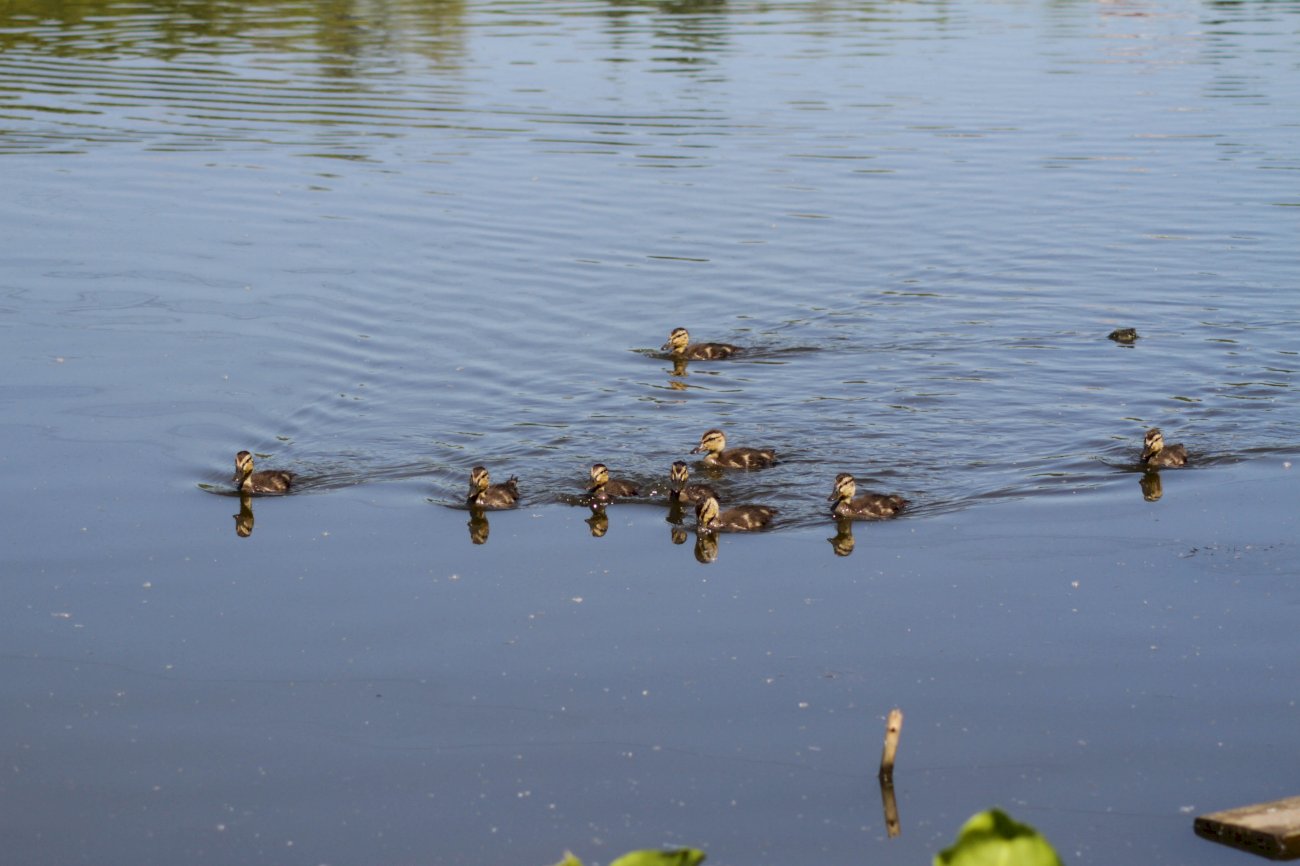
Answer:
2;1;1298;863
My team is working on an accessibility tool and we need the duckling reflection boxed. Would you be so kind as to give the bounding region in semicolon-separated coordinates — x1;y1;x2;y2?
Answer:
828;473;908;520
1139;428;1187;468
586;508;610;538
234;450;293;495
668;460;718;505
669;357;690;384
670;525;689;545
663;327;740;361
1139;471;1164;502
468;466;519;509
588;463;640;504
691;428;777;470
233;494;255;538
694;532;719;564
467;512;491;544
827;518;856;557
695;494;777;532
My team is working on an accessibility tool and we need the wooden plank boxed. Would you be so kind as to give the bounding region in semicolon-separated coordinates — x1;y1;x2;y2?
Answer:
1195;795;1300;860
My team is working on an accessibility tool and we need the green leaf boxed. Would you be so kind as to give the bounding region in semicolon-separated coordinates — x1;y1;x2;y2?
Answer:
609;849;706;866
934;809;1063;866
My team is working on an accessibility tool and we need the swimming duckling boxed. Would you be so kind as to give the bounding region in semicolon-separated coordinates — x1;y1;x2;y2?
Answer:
691;428;776;470
468;465;520;509
828;473;908;520
588;463;640;503
234;450;293;495
663;327;740;361
1108;328;1139;343
1139;428;1187;468
695;494;776;532
668;460;718;505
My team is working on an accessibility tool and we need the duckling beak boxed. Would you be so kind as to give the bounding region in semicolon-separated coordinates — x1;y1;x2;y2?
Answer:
690;444;704;454
827;491;838;501
661;341;671;351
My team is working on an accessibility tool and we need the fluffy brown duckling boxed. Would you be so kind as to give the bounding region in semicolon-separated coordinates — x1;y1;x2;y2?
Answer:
1108;328;1139;343
662;327;740;361
234;450;293;495
588;463;640;503
691;428;776;470
468;465;520;509
1139;428;1187;468
668;460;718;505
828;473;908;520
695;494;776;532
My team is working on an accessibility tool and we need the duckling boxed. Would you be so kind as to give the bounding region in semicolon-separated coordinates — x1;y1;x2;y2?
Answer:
668;460;718;505
234;451;293;495
1139;428;1187;468
695;494;776;532
1108;327;1139;343
828;473;908;520
468;465;519;509
663;327;740;361
588;463;640;503
691;428;776;470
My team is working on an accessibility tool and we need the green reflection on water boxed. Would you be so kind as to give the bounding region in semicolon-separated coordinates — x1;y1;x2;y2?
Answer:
0;0;469;68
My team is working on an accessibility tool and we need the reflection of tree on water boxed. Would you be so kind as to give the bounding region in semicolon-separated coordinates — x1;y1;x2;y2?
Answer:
598;0;731;75
233;494;255;538
0;0;470;72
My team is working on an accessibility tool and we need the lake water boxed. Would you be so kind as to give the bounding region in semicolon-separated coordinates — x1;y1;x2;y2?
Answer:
2;0;1298;863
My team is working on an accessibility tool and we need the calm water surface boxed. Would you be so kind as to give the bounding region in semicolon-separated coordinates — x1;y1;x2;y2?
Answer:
2;0;1298;863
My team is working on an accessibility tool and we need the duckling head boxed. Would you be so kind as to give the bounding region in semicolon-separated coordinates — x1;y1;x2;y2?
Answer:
589;463;610;492
469;465;491;495
234;450;255;484
694;494;721;529
1141;428;1165;462
662;327;690;354
691;429;726;456
828;472;856;504
670;460;690;489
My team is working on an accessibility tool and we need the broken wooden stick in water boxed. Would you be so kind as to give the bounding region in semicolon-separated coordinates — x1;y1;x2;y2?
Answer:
878;707;903;783
1194;794;1300;860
